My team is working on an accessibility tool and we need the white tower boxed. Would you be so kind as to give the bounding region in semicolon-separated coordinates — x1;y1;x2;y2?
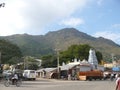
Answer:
88;49;98;69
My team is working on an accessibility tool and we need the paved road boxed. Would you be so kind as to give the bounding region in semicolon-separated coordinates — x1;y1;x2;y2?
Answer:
0;79;116;90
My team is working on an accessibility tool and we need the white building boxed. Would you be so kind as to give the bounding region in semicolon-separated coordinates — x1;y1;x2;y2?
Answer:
88;49;98;69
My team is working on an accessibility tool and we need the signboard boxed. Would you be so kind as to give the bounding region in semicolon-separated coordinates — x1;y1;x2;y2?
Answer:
112;67;120;71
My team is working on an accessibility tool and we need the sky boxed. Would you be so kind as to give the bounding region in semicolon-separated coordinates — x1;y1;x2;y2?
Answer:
0;0;120;45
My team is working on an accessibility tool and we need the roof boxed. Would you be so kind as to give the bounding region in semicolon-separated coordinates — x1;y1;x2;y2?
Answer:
60;59;91;70
80;59;89;65
60;63;79;70
36;68;57;72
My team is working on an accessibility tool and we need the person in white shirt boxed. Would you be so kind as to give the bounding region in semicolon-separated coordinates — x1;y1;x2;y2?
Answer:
12;73;18;85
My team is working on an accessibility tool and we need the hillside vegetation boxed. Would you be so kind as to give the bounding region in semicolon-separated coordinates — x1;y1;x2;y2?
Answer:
1;28;120;60
0;39;22;64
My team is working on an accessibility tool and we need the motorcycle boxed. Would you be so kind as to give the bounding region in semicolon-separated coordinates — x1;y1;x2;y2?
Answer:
4;78;22;87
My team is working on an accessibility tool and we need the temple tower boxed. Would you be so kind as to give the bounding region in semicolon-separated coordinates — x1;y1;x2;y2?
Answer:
88;49;98;69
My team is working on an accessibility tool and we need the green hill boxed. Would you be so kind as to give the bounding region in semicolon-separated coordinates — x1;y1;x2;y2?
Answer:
1;28;120;60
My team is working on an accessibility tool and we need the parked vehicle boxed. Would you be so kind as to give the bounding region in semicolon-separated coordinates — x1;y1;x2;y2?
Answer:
77;70;103;81
2;70;12;77
23;70;36;80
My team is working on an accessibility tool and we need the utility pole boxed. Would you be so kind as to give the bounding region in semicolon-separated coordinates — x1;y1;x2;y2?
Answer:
57;50;59;74
24;57;25;70
0;52;1;64
111;53;114;63
55;49;60;79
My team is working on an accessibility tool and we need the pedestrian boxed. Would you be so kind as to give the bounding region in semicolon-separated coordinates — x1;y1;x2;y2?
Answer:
110;73;114;81
115;74;119;80
115;74;120;90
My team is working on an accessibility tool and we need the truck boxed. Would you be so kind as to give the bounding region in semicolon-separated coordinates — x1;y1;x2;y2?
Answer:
77;70;103;81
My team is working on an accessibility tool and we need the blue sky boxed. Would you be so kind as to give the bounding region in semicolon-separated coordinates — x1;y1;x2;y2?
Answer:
0;0;120;45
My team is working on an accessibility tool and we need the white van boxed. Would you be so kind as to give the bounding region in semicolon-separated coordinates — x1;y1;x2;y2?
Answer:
23;70;36;80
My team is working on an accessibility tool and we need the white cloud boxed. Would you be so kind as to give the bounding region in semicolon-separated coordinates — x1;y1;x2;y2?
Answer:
97;0;103;6
0;0;27;36
60;18;85;27
93;31;120;44
0;0;90;36
112;24;120;29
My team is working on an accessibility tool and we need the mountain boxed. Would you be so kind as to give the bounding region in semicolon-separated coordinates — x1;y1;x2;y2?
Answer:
1;34;54;57
1;28;120;59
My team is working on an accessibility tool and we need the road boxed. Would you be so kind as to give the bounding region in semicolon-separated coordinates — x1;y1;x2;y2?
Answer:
0;79;116;90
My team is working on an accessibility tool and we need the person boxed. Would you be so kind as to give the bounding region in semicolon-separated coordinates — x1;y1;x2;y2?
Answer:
115;74;120;90
115;74;119;80
11;73;18;85
103;73;107;80
110;73;114;81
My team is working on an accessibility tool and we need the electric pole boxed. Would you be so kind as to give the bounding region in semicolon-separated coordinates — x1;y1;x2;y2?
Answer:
0;52;1;64
55;49;60;79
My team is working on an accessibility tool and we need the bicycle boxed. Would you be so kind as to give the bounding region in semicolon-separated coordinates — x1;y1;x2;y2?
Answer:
4;78;22;87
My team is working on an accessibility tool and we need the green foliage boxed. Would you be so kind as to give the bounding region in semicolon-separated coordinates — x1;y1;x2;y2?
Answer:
60;44;103;64
1;28;120;61
8;57;21;64
96;51;103;63
41;55;57;68
0;39;22;64
27;63;39;70
41;44;103;67
23;56;40;70
3;34;54;57
60;44;91;64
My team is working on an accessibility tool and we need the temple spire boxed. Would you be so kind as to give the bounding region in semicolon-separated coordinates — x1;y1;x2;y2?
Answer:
88;48;98;69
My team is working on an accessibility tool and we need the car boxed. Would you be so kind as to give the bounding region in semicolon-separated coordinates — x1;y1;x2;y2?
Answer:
2;70;13;78
23;70;36;80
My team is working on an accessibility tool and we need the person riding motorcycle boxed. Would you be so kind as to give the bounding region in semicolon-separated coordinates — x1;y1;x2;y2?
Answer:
11;73;18;84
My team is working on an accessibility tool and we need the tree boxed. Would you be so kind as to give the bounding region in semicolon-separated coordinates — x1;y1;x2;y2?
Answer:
41;55;57;68
8;57;21;65
0;39;22;64
96;51;103;64
41;44;103;68
60;44;103;64
60;44;91;64
23;56;39;70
